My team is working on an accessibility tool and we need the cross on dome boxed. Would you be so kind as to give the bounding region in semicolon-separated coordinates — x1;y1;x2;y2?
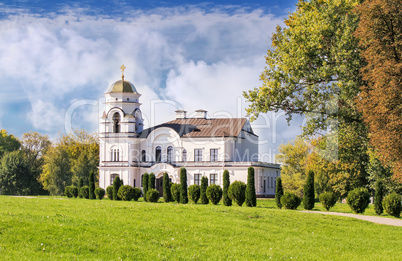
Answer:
120;64;126;81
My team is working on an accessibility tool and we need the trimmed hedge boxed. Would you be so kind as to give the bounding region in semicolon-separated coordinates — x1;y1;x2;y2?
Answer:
383;193;401;218
95;187;105;200
303;170;315;210
200;176;209;204
113;176;122;201
188;184;201;204
319;192;337;211
80;186;89;199
222;170;232;206
180;168;188;204
275;177;284;209
118;185;135;201
146;189;159;203
89;170;95;200
106;185;113;200
281;192;301;210
171;183;181;203
148;173;155;190
163;173;172;203
78;178;84;198
65;186;73;198
142;173;149;201
228;181;246;206
347;187;370;214
71;186;79;198
374;180;384;215
245;167;256;207
206;184;222;205
133;187;142;201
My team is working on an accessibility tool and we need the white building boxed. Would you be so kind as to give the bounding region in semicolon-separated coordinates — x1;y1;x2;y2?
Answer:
99;67;281;197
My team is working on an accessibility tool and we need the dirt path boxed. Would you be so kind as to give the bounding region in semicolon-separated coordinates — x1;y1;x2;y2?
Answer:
300;211;402;227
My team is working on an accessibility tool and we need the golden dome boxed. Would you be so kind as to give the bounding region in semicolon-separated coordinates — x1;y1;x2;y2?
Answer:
106;80;137;94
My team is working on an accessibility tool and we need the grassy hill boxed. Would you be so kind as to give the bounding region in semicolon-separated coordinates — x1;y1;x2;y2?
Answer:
0;196;400;260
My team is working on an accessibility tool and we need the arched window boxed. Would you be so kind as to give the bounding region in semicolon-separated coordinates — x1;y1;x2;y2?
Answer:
155;146;161;162
112;112;121;133
110;174;119;185
110;148;120;162
167;146;173;163
141;150;146;162
182;149;187;162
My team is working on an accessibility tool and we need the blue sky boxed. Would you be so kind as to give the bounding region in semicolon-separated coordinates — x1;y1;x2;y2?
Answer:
0;0;302;161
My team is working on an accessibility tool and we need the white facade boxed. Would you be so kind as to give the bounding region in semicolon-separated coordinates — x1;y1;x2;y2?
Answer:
99;72;281;197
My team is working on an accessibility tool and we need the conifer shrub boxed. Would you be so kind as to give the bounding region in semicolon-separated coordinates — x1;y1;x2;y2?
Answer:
383;193;402;218
374;180;384;215
188;184;201;204
146;189;159;203
206;184;223;205
133;187;142;201
275;177;284;209
163;173;172;203
106;185;113;200
222;170;232;206
347;187;370;214
71;186;79;198
245;167;257;207
303;170;315;210
89;170;96;200
78;178;84;198
200;176;209;204
64;186;73;198
319;192;337;211
142;173;149;201
281;192;301;210
171;183;181;203
118;185;135;201
113;176;122;201
228;181;246;206
80;186;89;199
148;173;155;190
180;168;188;204
95;187;105;200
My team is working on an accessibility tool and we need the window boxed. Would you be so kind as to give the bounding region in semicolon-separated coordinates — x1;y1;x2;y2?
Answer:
155;146;161;162
210;149;218;162
110;148;119;161
210;174;217;185
194;149;202;162
112;112;121;133
141;150;146;162
194;174;201;185
182;149;187;162
110;174;119;185
264;180;266;193
271;177;273;188
167;146;173;163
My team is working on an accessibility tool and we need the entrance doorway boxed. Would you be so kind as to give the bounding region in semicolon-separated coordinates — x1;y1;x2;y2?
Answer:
156;177;164;197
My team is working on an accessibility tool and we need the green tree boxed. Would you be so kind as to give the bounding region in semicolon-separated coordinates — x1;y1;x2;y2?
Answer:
275;177;284;209
228;181;246;206
222;170;232;206
148;173;155;190
374;180;384;215
163;172;172;203
245;167;256;207
206;184;223;205
188;184;201;204
142;173;149;201
113;176;122;201
200;176;209;204
303;170;315;210
171;183;181;203
89;170;95;200
180;168;188;204
0;151;33;195
0;130;20;159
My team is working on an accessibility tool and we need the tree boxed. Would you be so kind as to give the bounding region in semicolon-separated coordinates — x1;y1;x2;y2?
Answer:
171;183;181;203
113;176;122;201
89;170;95;199
148;173;155;190
180;167;188;204
142;173;149;201
275;177;284;209
200;176;209;204
163;172;172;203
303;170;315;210
188;184;200;204
0;151;33;195
206;184;223;205
222;170;232;206
355;0;402;182
374;180;384;215
228;181;246;206
0;129;20;159
245;167;256;207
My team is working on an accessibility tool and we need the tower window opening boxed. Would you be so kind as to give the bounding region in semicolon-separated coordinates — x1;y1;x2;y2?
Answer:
155;146;161;162
167;146;173;163
112;112;121;133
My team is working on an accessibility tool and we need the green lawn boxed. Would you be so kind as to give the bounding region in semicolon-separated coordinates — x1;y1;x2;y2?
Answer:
0;196;401;260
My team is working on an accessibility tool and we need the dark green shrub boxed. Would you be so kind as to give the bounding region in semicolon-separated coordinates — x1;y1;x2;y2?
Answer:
89;170;95;200
347;187;370;214
95;187;105;200
146;189;159;203
228;181;246;206
222;170;232;206
245;167;256;207
319;192;337;211
303;170;315;210
383;193;401;218
171;183;181;203
133;187;142;201
200;176;209;204
163;172;172;203
180;168;188;204
80;186;89;199
71;186;79;198
275;177;284;209
65;186;73;198
142;173;149;201
207;184;223;205
78;178;84;198
281;192;301;210
188;184;201;204
106;185;113;200
374;180;384;215
118;185;135;201
113;176;122;201
148;173;155;190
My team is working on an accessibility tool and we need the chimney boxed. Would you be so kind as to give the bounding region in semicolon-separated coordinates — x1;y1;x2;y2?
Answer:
175;110;187;119
194;109;207;119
